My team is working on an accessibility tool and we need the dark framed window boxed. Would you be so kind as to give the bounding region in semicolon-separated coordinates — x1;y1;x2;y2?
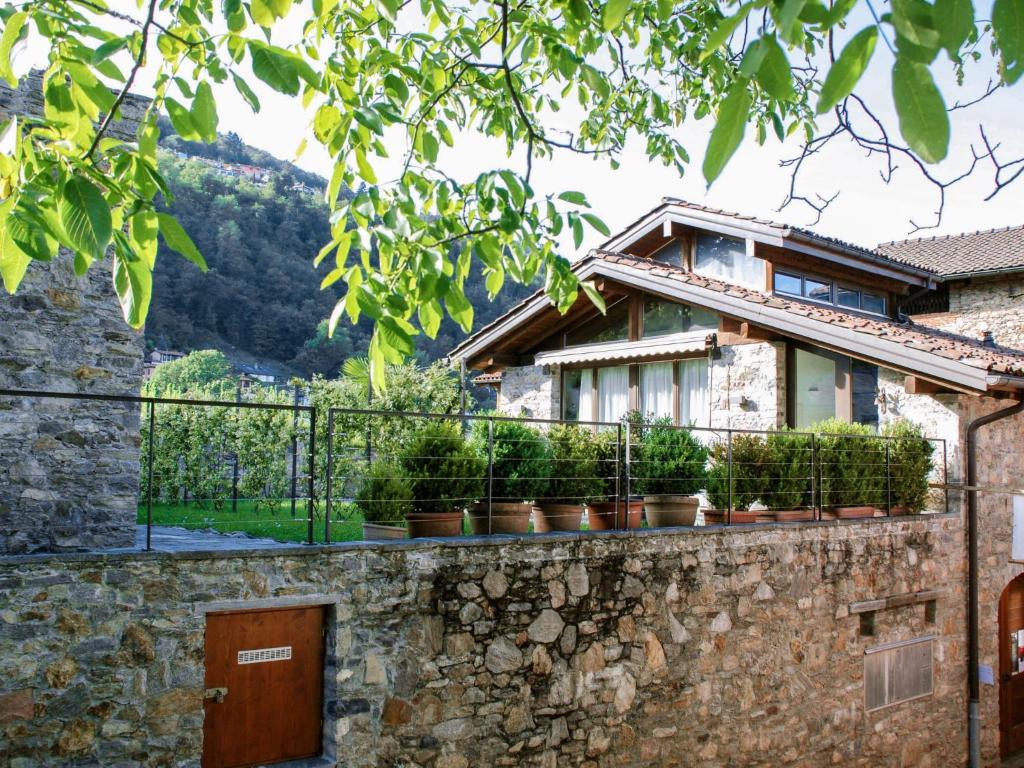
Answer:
775;272;887;316
641;298;718;338
564;298;630;346
693;234;765;288
786;343;879;430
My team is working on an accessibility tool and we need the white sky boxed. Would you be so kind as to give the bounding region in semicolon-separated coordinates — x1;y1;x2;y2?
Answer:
13;4;1024;257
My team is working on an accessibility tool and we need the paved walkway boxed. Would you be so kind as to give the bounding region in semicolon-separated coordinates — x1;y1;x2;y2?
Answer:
133;525;293;552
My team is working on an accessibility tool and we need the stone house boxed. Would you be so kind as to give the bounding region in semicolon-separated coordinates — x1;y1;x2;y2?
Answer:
450;199;1024;764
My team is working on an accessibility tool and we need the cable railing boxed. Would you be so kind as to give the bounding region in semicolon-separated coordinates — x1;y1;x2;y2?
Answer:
0;389;949;551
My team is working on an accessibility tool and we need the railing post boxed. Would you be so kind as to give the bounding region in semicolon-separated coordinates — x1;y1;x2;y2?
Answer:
942;439;950;515
486;417;494;536
809;433;818;521
290;383;299;518
307;408;316;545
616;423;623;530
885;438;892;516
624;420;632;523
325;409;334;544
146;401;155;552
232;386;241;515
726;429;733;526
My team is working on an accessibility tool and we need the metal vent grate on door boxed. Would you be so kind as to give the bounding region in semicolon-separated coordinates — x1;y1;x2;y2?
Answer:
237;646;292;665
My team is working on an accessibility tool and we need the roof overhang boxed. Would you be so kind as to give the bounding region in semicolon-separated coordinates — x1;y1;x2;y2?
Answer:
534;332;710;367
451;256;1008;394
600;203;937;289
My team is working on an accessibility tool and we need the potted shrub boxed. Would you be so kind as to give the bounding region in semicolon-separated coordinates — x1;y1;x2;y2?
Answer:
635;419;709;527
355;461;411;540
814;418;885;518
765;430;815;521
468;418;552;534
704;433;767;524
883;420;934;515
400;420;485;538
588;428;642;530
534;424;601;532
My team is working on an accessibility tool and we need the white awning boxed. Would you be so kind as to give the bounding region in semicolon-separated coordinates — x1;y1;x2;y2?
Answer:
534;332;711;366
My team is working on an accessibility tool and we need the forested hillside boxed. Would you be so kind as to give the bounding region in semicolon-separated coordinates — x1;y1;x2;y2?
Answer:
146;125;536;378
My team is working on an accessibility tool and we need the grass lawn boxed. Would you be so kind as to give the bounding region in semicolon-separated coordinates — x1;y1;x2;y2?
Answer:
137;499;366;543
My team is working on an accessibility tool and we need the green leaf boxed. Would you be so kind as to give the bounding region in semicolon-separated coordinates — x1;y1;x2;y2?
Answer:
892;0;941;50
112;240;153;329
60;177;112;261
739;38;769;78
165;97;201;141
756;36;795;101
0;224;30;293
772;0;811;43
0;11;27;87
248;42;299;95
993;0;1024;83
157;213;208;270
444;284;474;332
191;81;218;142
702;81;751;185
934;0;974;53
557;190;588;205
700;4;753;62
816;26;878;114
354;107;384;135
232;73;261;112
891;57;949;163
581;213;611;236
581;280;607;314
602;0;631;31
354;147;377;184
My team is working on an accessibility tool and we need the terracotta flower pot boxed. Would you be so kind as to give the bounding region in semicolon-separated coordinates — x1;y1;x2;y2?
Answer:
832;505;878;519
775;509;816;522
468;502;532;535
406;510;464;538
532;503;583;532
587;499;643;531
703;509;725;525
643;495;699;527
728;509;761;524
362;523;407;541
888;505;911;516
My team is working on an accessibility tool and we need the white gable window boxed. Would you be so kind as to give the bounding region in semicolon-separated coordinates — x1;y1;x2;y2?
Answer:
693;234;766;290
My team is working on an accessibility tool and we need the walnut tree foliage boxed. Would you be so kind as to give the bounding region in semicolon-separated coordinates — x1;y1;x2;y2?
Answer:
0;0;1021;383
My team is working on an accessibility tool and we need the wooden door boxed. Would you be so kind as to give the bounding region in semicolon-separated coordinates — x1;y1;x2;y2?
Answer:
203;605;326;768
1001;577;1024;757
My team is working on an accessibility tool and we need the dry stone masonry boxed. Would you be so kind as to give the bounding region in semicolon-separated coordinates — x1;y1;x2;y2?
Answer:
0;516;965;767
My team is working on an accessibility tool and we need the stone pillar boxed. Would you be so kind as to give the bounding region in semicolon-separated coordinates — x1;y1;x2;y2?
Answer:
0;260;145;553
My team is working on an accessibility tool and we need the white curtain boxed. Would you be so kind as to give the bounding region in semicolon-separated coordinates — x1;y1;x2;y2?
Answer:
578;368;594;422
597;366;629;423
640;362;674;420
679;358;709;427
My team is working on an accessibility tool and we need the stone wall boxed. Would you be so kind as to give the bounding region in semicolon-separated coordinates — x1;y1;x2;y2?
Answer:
912;276;1024;350
709;341;785;430
498;364;561;420
0;517;966;767
0;260;144;553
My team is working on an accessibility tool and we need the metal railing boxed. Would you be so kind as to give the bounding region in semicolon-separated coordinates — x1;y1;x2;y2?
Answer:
0;390;949;550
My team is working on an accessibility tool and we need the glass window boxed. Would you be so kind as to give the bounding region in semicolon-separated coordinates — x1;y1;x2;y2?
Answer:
774;272;802;296
793;348;836;429
639;362;674;420
862;293;886;315
837;287;860;309
851;360;879;429
562;369;583;421
565;299;629;346
597;366;629;423
679;358;709;427
642;298;718;337
804;277;832;303
694;234;765;289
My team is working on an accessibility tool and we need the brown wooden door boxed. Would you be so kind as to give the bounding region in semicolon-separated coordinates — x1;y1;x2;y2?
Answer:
203;605;325;768
1001;576;1024;757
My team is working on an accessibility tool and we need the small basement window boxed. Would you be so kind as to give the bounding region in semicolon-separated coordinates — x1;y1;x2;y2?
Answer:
864;637;934;711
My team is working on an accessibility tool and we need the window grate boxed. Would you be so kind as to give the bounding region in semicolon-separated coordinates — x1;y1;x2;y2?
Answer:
864;637;933;711
238;645;292;665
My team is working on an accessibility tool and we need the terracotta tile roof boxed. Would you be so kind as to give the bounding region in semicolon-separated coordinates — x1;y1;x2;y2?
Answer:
876;225;1024;276
595;251;1024;378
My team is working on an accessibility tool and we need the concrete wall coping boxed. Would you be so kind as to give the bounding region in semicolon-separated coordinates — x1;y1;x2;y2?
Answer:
0;512;959;567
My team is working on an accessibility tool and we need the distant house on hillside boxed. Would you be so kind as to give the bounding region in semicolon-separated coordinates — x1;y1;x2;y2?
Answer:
141;348;186;381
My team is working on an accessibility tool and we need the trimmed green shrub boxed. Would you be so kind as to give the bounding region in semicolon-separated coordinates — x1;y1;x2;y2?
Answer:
764;430;814;510
706;433;767;511
814;418;885;508
470;418;552;503
355;461;412;525
883;419;935;513
400;421;485;514
594;428;625;501
545;424;605;505
633;419;709;497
